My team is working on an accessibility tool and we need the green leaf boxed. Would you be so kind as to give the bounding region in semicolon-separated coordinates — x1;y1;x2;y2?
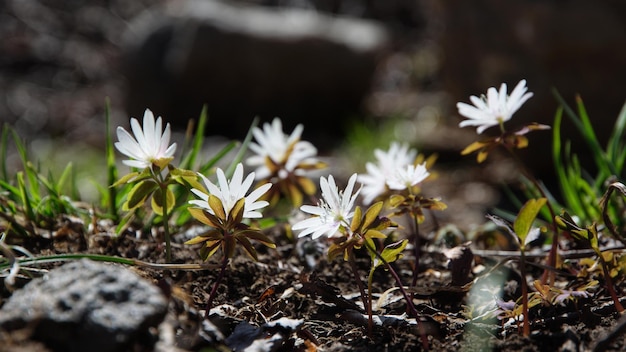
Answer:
236;235;258;261
112;171;143;187
238;230;276;248
124;180;157;211
151;187;176;216
362;202;383;230
188;207;220;228
514;198;546;248
373;239;408;269
350;206;362;232
228;197;246;225
170;168;203;190
208;194;226;220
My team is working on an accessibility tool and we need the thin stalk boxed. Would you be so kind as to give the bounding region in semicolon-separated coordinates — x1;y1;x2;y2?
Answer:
598;253;624;313
0;253;221;271
410;213;420;299
519;250;530;337
348;249;373;337
364;241;429;350
205;255;229;318
161;183;172;263
504;145;559;284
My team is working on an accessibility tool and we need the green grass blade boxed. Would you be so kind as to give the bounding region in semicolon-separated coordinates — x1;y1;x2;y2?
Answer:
1;124;9;181
552;107;584;216
198;141;238;175
17;172;35;222
574;96;615;177
104;98;119;222
552;90;613;177
607;101;626;173
57;162;73;195
0;179;21;199
225;116;259;177
10;130;40;203
179;105;208;170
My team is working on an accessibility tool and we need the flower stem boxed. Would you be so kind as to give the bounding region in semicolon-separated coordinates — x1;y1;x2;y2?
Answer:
410;213;421;300
348;249;373;337
598;252;624;313
205;255;229;319
364;241;429;350
519;249;530;337
504;145;558;284
161;183;172;263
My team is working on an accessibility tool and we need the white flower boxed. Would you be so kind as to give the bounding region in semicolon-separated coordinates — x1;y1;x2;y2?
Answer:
189;163;272;219
358;142;417;204
386;163;430;191
115;109;177;169
246;118;320;179
457;79;533;134
292;173;361;239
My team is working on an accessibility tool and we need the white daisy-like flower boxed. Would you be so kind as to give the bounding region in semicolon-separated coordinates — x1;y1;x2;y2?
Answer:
115;109;177;169
190;163;272;219
457;79;534;134
292;173;361;239
246;118;320;180
358;142;417;204
386;163;430;191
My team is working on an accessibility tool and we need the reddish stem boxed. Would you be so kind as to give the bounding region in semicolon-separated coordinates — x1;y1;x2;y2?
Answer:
204;255;229;318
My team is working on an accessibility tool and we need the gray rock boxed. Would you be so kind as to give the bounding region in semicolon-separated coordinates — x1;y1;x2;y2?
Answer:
121;0;390;147
0;259;168;352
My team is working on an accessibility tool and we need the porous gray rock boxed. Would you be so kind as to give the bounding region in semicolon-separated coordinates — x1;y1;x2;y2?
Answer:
0;259;168;352
121;0;391;147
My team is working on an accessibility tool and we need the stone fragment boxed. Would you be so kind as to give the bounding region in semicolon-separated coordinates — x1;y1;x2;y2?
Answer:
0;259;168;352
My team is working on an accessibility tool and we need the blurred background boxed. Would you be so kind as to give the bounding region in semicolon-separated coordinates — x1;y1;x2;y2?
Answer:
1;0;625;225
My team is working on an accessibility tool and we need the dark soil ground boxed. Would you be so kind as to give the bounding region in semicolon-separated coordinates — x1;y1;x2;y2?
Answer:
4;213;626;351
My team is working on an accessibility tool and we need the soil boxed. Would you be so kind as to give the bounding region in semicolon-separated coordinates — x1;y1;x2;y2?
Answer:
3;214;626;352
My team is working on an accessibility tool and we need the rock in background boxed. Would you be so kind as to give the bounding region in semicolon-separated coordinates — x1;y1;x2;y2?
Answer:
122;0;392;147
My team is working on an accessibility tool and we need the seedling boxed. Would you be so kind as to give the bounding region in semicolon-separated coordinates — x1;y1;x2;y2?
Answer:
488;197;547;336
555;210;624;313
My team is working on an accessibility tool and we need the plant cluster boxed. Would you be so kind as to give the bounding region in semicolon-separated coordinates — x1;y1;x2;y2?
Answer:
2;78;626;349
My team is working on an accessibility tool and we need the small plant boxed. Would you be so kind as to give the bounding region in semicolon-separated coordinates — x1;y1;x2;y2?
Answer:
184;163;275;315
552;96;626;234
487;197;547;336
0;124;84;237
293;176;397;332
555;210;624;313
112;109;204;262
457;80;559;283
246;118;326;207
358;142;445;296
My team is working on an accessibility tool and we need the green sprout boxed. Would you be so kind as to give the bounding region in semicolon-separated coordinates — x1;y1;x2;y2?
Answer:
555;210;624;313
488;197;547;337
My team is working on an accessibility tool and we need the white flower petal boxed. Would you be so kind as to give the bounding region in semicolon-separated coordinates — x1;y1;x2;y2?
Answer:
457;80;533;134
115;109;177;169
